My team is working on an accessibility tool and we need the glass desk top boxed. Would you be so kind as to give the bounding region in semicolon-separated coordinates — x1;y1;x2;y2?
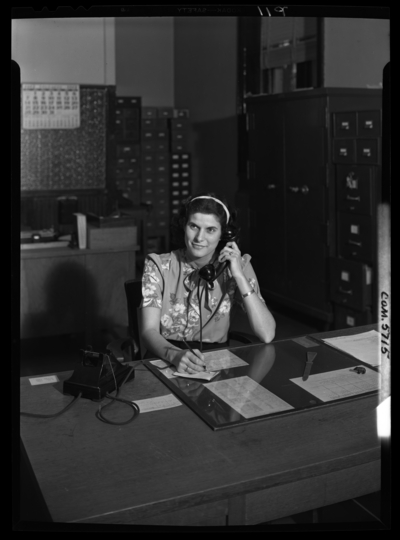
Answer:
144;335;381;431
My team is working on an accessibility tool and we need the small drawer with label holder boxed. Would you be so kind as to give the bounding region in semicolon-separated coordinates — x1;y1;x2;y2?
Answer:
356;139;380;164
155;153;170;164
116;97;141;108
171;141;189;153
338;212;374;262
170;118;189;130
333;139;356;163
157;107;174;118
116;144;140;158
334;304;373;329
142;153;156;163
333;112;357;138
357;110;381;138
329;257;372;311
142;107;158;118
336;165;374;216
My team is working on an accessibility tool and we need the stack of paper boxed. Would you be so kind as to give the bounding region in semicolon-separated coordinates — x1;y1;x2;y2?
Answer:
321;330;381;367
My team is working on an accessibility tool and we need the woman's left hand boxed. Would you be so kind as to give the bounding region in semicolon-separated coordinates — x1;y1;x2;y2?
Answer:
218;241;244;280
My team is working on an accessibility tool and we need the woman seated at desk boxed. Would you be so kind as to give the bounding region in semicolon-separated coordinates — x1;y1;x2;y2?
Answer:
140;193;276;373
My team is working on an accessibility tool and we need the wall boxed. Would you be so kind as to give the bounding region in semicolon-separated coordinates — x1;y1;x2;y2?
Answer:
115;17;174;105
323;18;390;88
11;18;115;85
173;17;238;204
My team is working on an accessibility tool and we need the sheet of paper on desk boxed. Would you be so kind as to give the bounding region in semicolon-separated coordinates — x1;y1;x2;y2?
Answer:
290;367;381;402
322;330;381;366
134;394;182;413
204;376;294;419
149;360;220;381
150;360;179;379
203;349;248;371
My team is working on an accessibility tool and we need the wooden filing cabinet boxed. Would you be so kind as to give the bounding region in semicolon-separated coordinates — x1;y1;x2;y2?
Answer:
245;88;382;327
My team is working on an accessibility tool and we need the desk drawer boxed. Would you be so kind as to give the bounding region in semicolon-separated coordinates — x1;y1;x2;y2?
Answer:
338;213;374;262
329;257;372;310
336;165;374;215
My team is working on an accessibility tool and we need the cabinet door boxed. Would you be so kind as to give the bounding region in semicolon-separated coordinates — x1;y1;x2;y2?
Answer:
84;251;136;336
284;97;332;314
247;100;286;294
20;255;86;338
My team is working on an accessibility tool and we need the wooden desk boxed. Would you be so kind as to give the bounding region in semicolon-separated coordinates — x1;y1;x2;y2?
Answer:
20;246;139;341
19;325;382;526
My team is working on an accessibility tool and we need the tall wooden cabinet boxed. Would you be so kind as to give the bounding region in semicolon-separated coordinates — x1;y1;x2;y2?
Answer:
245;88;382;327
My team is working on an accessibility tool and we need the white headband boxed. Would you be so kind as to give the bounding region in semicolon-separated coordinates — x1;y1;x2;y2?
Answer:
190;196;230;223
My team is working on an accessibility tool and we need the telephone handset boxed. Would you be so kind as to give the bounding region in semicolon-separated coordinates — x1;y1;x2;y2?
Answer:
198;226;238;284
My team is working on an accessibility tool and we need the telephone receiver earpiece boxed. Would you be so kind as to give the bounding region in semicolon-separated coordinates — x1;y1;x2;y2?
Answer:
198;226;238;284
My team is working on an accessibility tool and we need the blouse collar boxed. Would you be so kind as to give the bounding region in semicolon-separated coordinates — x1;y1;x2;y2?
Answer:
180;248;218;271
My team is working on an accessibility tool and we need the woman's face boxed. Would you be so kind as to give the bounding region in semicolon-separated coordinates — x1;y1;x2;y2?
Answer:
184;212;222;264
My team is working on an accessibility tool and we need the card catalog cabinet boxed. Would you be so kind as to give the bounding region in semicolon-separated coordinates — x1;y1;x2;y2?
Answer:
245;88;382;328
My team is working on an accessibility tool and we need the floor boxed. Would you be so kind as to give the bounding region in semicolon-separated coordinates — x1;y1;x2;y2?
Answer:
18;307;384;527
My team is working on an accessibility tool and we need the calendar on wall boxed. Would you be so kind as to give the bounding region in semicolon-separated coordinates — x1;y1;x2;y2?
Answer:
21;85;108;191
22;84;80;129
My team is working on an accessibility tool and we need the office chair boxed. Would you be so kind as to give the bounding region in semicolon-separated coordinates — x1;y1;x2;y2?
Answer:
106;279;261;362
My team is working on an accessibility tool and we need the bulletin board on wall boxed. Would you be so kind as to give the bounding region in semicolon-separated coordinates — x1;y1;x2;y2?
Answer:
21;84;109;191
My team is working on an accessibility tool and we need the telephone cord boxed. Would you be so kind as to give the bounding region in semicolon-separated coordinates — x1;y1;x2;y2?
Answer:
96;364;140;425
20;393;82;419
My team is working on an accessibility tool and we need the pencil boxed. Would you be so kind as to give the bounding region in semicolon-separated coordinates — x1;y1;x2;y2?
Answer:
182;339;206;370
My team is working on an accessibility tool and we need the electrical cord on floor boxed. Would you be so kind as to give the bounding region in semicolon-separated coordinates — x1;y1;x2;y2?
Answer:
20;393;82;419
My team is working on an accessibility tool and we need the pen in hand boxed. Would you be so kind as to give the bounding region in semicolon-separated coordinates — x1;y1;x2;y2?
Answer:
182;339;207;371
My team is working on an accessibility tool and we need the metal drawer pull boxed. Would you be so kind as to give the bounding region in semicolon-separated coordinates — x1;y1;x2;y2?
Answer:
340;122;350;130
346;195;361;201
301;185;309;195
362;148;372;157
364;121;373;129
346;173;358;189
339;148;348;156
288;186;299;193
338;287;353;295
348;240;362;247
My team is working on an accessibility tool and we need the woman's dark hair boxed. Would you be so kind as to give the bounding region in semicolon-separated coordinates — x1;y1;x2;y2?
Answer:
170;192;238;250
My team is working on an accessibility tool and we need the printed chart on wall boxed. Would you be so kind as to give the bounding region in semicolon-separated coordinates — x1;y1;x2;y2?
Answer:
21;84;107;191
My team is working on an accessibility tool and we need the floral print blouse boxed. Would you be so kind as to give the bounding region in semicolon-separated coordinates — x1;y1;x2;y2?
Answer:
140;249;265;343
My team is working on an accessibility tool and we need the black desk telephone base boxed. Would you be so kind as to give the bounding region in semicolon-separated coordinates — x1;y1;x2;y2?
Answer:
63;349;135;401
